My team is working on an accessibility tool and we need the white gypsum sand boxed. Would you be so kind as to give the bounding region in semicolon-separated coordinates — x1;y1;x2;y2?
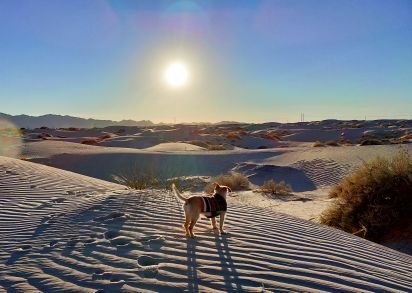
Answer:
1;156;412;292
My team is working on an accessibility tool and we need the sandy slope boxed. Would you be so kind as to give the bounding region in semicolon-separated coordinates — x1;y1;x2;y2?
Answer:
22;140;281;182
1;157;412;292
22;141;412;191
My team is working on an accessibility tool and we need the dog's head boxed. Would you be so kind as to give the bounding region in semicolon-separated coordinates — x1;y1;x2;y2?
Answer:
213;182;232;198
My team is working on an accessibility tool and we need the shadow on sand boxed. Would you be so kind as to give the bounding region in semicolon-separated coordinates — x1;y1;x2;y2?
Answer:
186;233;244;292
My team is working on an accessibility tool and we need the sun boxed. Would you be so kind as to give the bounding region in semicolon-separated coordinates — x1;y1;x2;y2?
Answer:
164;62;189;87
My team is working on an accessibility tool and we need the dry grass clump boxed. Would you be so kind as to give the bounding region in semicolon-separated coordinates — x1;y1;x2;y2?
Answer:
320;151;412;241
184;141;227;150
112;169;159;190
99;133;112;140
207;144;226;151
325;140;339;146
226;131;242;140
204;172;251;193
258;132;281;141
80;138;99;145
340;139;353;146
399;133;412;142
187;140;209;149
313;140;325;147
257;179;292;195
360;139;383;146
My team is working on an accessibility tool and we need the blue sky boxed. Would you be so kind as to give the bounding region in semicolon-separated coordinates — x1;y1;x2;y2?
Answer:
0;0;411;123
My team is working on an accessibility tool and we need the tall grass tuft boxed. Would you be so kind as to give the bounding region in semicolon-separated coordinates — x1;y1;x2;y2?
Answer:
112;168;159;190
320;150;412;241
257;179;292;195
204;172;251;193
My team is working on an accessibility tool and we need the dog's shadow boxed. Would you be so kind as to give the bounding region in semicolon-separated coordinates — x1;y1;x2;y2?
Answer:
186;238;199;292
185;233;243;292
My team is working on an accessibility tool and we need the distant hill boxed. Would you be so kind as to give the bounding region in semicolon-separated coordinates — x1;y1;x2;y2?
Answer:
0;113;155;129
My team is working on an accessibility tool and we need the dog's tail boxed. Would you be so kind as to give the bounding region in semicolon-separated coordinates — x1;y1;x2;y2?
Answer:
171;183;188;203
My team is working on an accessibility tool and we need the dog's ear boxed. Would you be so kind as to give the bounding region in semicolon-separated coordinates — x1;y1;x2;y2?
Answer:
213;182;220;189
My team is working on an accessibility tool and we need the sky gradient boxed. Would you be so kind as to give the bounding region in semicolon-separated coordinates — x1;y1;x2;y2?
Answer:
1;0;411;123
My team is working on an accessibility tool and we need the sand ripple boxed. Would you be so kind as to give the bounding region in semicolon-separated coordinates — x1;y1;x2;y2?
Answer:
1;157;412;292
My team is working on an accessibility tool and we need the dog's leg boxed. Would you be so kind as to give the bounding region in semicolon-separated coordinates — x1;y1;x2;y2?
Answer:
183;214;191;237
210;217;218;230
219;212;227;235
188;215;199;238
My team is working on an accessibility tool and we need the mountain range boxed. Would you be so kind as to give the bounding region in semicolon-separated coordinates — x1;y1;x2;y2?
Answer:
0;113;155;129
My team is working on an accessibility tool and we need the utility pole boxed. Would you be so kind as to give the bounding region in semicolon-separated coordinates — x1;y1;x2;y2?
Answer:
299;112;305;122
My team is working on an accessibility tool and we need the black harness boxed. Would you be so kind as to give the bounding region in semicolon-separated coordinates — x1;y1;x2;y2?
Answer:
206;193;227;218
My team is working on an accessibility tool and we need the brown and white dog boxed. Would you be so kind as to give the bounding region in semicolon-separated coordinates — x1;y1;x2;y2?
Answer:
172;183;231;238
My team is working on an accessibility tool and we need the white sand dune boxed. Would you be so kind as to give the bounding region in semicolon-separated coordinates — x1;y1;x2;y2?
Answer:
22;140;412;193
1;157;412;292
144;142;207;152
257;144;412;190
22;140;281;182
0;157;122;256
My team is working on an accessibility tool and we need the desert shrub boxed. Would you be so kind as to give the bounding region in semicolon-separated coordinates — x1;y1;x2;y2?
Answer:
187;140;209;149
257;179;292;195
226;131;242;140
400;133;412;142
80;138;99;145
99;133;112;140
39;126;48;130
207;144;226;151
340;139;353;146
68;127;79;131
112;168;159;190
325;140;339;146
360;139;383;146
313;140;324;147
204;172;251;193
320;151;412;241
259;133;281;141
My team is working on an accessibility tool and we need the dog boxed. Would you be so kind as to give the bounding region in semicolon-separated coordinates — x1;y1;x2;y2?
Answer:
172;182;231;238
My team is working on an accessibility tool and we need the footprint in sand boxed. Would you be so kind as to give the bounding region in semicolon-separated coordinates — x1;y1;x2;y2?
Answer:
110;236;133;246
38;201;53;208
93;270;113;280
139;235;165;250
49;240;59;247
50;197;66;203
92;270;125;285
93;212;128;222
136;255;162;278
104;230;119;240
66;238;80;247
137;255;160;266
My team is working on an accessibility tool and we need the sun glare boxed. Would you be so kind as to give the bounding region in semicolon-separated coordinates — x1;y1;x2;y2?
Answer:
164;62;189;88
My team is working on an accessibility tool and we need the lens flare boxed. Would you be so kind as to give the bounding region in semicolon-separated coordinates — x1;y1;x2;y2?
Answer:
0;119;23;158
